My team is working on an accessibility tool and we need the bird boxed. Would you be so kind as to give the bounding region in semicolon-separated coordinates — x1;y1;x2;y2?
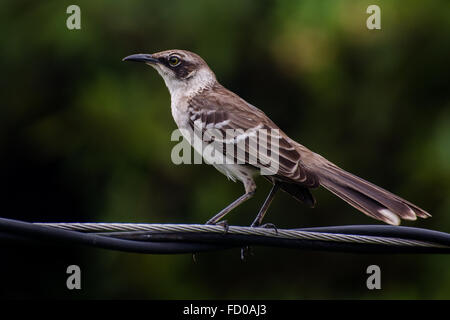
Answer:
123;49;430;227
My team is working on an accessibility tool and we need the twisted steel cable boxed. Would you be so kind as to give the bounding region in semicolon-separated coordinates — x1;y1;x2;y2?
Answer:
33;222;449;249
0;217;449;254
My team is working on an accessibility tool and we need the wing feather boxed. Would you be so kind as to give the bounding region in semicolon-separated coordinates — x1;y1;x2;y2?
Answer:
187;84;319;187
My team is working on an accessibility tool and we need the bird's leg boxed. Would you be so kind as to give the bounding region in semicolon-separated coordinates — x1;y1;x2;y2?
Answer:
206;178;256;225
240;183;280;260
205;192;255;225
251;183;280;227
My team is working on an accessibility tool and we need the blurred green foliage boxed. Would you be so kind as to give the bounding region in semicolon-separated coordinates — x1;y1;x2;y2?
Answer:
0;0;449;299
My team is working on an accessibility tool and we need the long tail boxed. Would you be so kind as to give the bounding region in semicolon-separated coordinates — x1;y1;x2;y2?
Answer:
311;157;431;225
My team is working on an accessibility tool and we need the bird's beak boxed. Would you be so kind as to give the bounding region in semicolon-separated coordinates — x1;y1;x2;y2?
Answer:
122;53;159;64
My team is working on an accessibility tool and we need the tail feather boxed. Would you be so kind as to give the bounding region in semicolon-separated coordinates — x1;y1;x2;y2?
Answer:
315;162;431;225
279;182;316;208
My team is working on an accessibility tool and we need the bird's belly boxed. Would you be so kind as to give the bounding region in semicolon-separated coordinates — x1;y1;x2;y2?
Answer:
212;163;257;183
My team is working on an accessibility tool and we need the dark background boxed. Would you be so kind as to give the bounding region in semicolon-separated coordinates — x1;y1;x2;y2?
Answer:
1;0;449;299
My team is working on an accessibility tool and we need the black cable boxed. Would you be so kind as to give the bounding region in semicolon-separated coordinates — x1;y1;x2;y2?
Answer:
98;230;450;254
298;225;450;247
0;217;227;254
0;217;449;254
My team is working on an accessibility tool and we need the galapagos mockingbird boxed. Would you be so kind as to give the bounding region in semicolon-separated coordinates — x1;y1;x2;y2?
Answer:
123;49;430;227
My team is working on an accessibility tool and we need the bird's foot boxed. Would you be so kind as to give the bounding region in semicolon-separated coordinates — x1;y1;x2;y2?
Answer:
206;219;229;234
251;222;278;235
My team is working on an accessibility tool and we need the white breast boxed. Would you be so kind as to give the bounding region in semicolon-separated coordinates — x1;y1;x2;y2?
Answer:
171;99;190;129
166;67;216;130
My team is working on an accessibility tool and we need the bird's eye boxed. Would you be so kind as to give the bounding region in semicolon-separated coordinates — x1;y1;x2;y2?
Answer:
168;56;181;67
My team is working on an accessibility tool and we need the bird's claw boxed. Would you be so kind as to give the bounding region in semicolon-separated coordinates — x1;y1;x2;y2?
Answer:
206;219;229;234
251;222;278;235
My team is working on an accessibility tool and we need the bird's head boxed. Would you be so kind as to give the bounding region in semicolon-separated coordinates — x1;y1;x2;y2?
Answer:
123;49;217;96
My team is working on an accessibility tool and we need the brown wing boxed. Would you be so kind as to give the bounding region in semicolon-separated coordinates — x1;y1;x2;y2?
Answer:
187;84;319;188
